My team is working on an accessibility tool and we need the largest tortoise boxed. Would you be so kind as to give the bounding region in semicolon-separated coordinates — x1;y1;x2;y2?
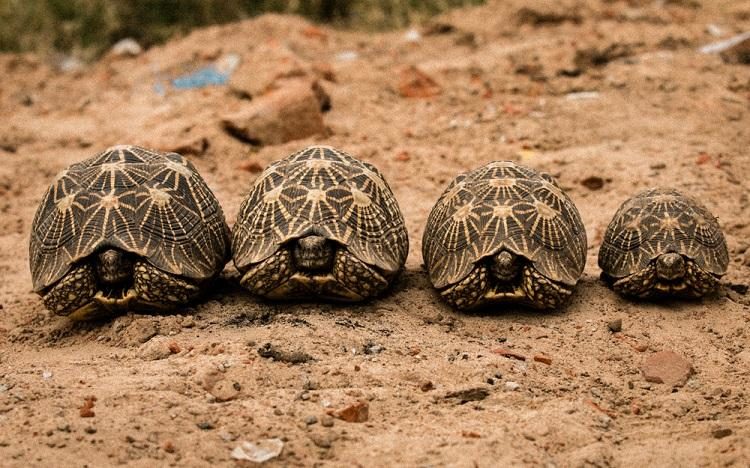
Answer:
30;145;230;319
232;145;408;301
423;161;587;310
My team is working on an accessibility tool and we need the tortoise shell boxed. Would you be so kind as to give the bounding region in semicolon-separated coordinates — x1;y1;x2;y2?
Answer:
423;161;586;289
598;187;728;279
30;145;230;292
232;145;408;276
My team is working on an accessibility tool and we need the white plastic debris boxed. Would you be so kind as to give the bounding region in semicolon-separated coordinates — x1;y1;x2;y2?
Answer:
505;381;520;391
215;53;241;75
111;38;142;57
41;370;53;380
404;28;422;43
565;91;600;101
231;438;284;463
699;31;750;54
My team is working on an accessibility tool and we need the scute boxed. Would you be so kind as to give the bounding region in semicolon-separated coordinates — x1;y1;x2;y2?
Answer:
598;188;728;278
423;161;586;289
30;145;230;292
232;146;408;275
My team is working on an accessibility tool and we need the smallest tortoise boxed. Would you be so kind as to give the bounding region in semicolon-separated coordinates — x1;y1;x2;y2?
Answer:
598;188;728;298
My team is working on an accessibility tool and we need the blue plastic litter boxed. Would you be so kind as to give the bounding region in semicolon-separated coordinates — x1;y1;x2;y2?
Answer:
171;66;229;89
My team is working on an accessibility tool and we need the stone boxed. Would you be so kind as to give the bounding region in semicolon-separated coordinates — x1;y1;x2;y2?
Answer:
443;387;490;403
110;38;142;57
642;351;694;387
712;428;732;439
398;66;442;98
138;336;176;361
608;319;622;333
221;82;326;146
327;401;369;423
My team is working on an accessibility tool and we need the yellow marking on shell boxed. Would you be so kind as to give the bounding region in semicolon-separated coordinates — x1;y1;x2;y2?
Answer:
542;181;564;199
55;193;76;212
351;188;371;207
444;182;465;202
660;215;680;230
306;189;327;203
488;161;516;168
100;162;121;173
489;178;516;188
263;186;283;203
148;187;172;207
361;166;387;192
53;169;69;183
165;160;194;178
652;194;675;204
493;205;513;218
452;203;473;222
100;193;120;210
625;214;643;230
534;200;558;219
305;159;333;170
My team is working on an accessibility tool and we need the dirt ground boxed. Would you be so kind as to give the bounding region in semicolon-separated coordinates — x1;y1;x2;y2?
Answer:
1;0;750;466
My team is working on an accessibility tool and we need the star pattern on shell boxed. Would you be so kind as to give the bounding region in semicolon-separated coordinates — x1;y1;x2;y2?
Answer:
30;145;230;292
598;187;728;279
423;161;587;290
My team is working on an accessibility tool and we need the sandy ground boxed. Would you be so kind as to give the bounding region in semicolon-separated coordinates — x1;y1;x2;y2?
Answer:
1;0;750;466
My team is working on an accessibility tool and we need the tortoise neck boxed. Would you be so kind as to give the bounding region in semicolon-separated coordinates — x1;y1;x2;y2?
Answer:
95;249;134;285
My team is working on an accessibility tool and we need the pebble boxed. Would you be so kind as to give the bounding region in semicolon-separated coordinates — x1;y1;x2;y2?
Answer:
420;381;435;392
443;387;490;403
712;428;732;439
110;38;142;57
505;381;520;391
197;422;214;430
320;415;334;427
642;350;694;387
608;319;623;333
328;401;369;423
533;354;552;365
398;66;442;98
304;415;318;425
138;336;175;361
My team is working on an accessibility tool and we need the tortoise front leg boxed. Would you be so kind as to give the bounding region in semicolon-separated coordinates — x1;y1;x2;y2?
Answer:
41;263;98;317
438;264;489;310
133;260;201;309
520;265;573;309
330;249;389;301
239;249;295;297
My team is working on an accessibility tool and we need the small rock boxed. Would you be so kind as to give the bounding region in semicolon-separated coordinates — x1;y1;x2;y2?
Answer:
420;381;435;392
712;428;732;439
363;342;384;354
304;415;318;426
197;422;214;430
308;431;336;449
210;379;240;402
505;381;520;391
79;396;96;418
533;354;552;365
642;351;694;387
231;438;284;462
139;336;177;361
398;66;442;98
84;426;97;434
257;343;313;364
608;319;623;333
492;348;526;361
320;415;334;427
581;176;605;190
221;81;326;146
163;440;176;453
327;401;369;423
42;370;53;380
444;387;490;404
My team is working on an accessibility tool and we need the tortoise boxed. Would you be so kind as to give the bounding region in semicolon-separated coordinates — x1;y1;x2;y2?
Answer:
422;161;587;310
598;187;728;298
29;145;230;320
232;145;408;301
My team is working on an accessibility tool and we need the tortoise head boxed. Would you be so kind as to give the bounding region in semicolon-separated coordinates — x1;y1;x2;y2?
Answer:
489;250;521;281
655;252;685;281
293;235;336;272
